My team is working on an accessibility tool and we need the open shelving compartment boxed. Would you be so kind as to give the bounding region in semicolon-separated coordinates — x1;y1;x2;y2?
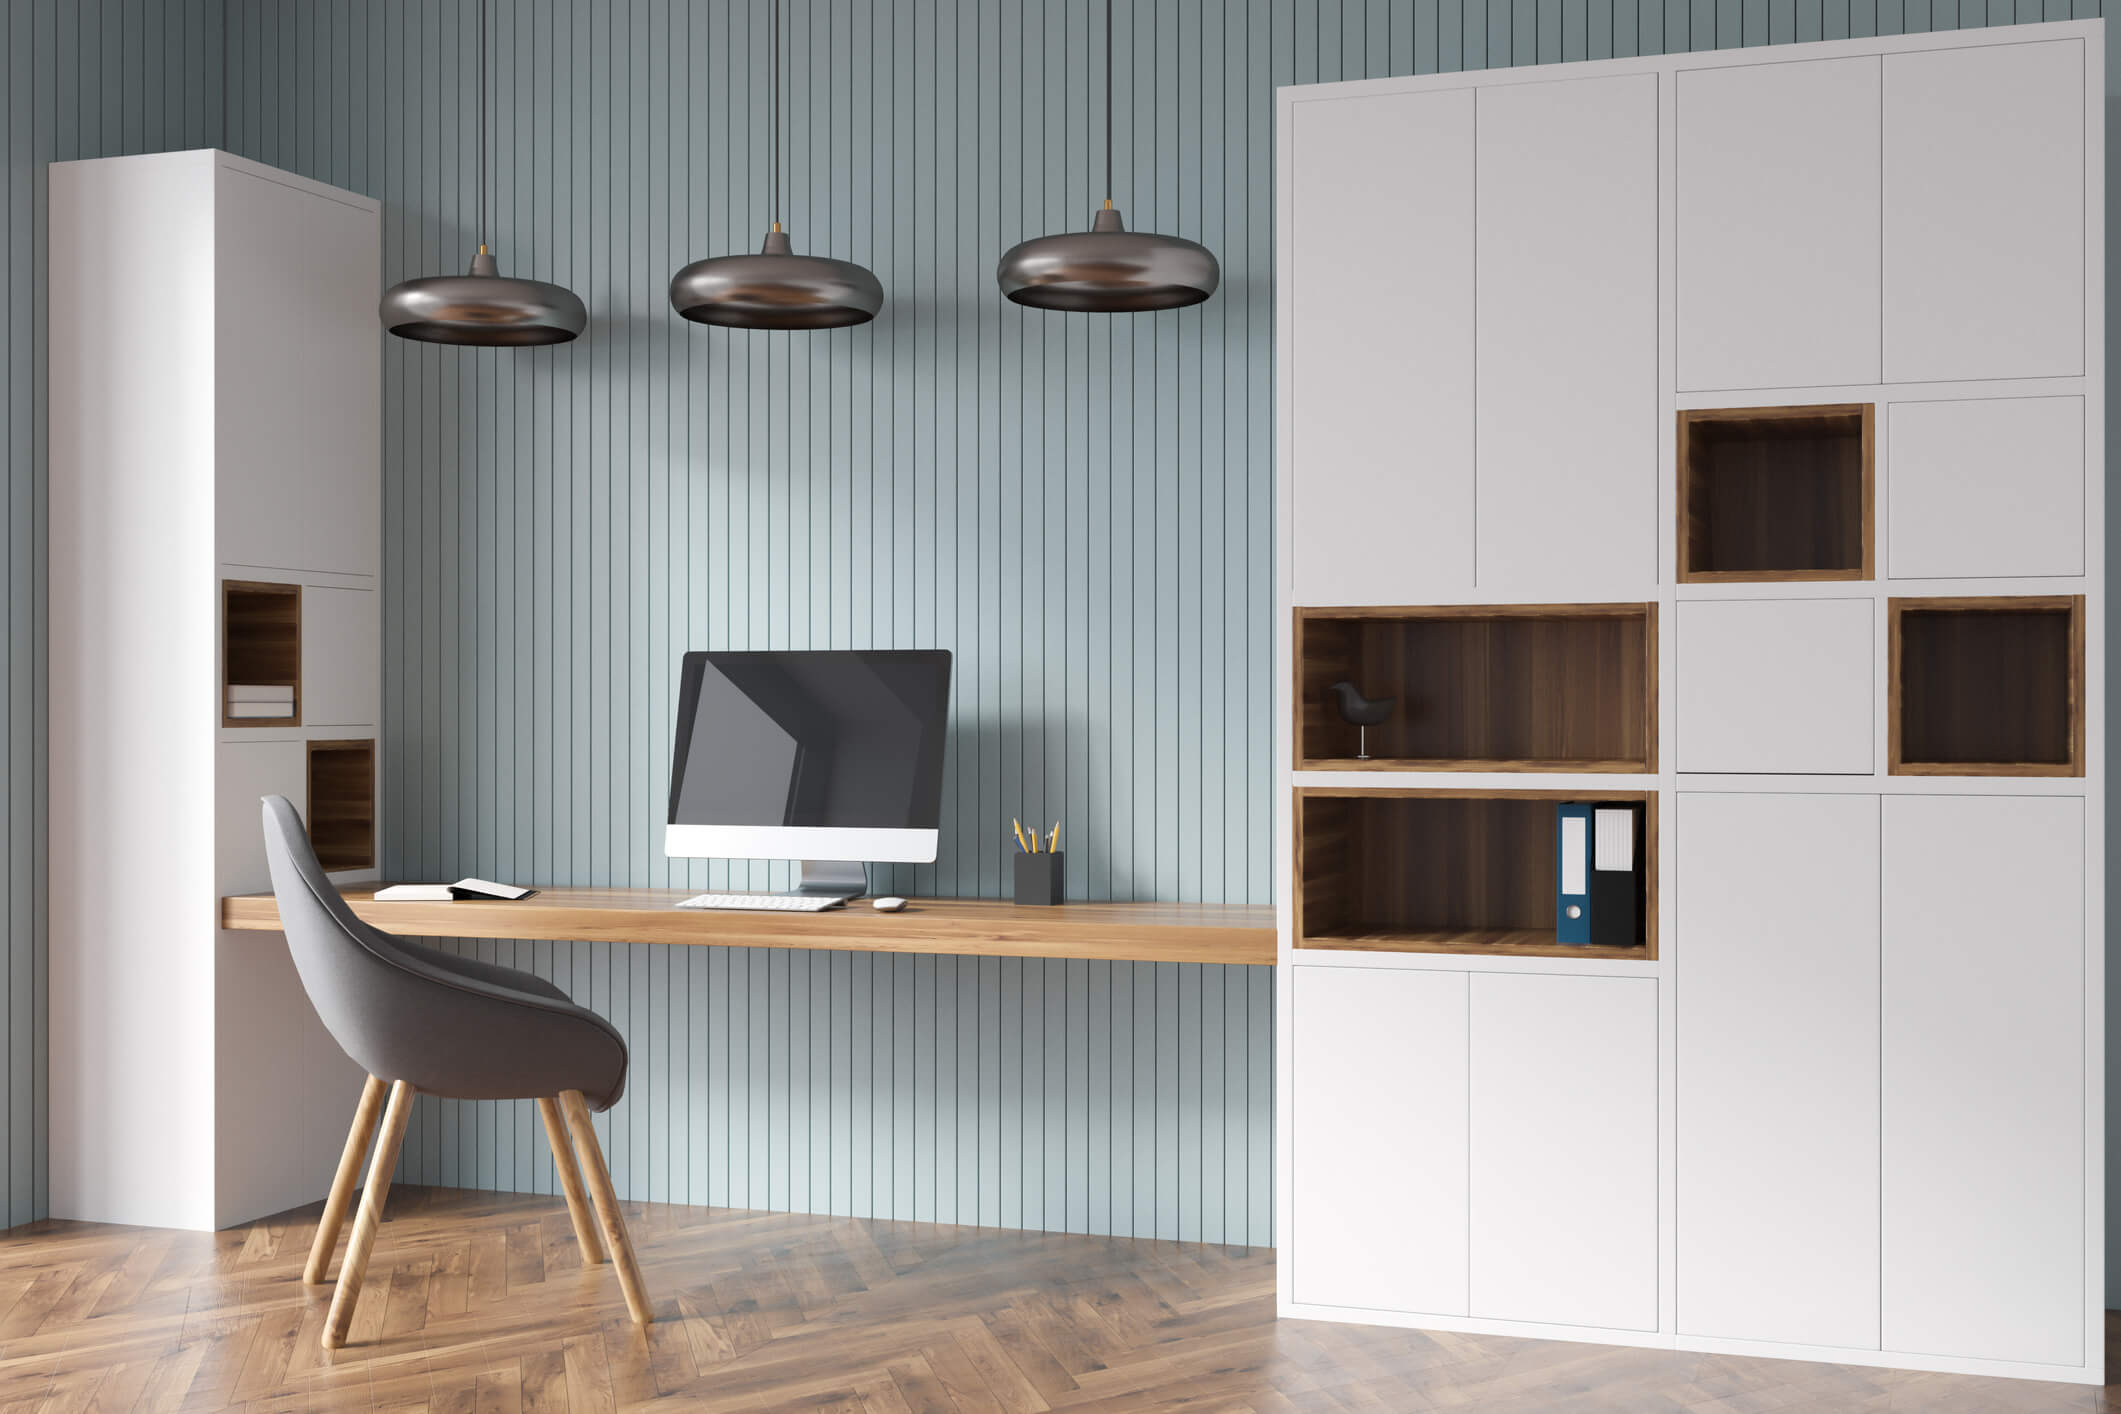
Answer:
307;739;376;871
1889;595;2084;776
222;579;301;727
1677;404;1874;582
1294;603;1655;772
1295;787;1657;961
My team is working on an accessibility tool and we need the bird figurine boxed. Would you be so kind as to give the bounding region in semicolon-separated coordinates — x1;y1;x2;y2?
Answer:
1327;681;1396;760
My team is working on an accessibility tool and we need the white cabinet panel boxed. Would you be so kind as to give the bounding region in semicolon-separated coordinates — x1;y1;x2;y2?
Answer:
1883;42;2084;383
1292;967;1469;1316
1677;598;1873;774
302;586;381;727
1888;397;2084;580
1677;793;1880;1349
1677;57;1882;391
216;740;304;896
1290;90;1474;604
216;165;381;578
1475;75;1657;590
1471;975;1657;1331
1881;795;2083;1367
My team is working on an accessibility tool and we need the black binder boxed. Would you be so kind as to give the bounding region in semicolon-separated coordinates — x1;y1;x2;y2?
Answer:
1587;803;1646;950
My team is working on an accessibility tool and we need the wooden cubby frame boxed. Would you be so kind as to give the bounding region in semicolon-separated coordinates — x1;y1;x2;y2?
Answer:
1677;404;1875;583
1294;787;1657;961
222;579;302;727
1889;595;2085;777
307;739;376;871
1293;603;1656;772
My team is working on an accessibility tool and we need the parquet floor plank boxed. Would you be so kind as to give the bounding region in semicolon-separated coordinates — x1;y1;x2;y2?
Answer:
0;1189;2114;1412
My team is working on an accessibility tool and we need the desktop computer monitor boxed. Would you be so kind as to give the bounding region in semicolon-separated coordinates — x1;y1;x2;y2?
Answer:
664;649;952;898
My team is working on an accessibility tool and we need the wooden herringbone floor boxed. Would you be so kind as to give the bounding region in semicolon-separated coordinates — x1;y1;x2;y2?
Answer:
0;1185;2113;1413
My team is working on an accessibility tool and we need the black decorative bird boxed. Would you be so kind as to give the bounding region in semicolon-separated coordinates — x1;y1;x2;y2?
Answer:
1327;681;1396;760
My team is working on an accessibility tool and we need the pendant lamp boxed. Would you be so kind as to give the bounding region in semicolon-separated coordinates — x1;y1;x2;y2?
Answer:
669;0;884;329
996;0;1219;311
379;0;587;346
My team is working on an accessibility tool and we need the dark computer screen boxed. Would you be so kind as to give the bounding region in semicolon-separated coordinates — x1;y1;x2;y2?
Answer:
667;650;952;830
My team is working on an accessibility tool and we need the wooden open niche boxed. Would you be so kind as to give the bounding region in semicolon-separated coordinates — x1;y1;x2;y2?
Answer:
1295;604;1654;772
222;579;301;727
307;739;375;871
1295;788;1656;960
1890;596;2084;776
1678;404;1873;582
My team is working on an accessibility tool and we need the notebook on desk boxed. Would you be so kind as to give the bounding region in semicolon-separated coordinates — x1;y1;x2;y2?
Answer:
374;879;539;903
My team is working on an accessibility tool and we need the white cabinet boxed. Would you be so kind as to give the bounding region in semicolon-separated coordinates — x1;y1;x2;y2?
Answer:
1677;57;1882;391
1887;397;2084;580
1291;967;1469;1315
1881;795;2084;1367
1475;75;1657;590
1883;42;2085;383
1289;90;1474;604
1677;599;1873;775
1471;975;1657;1331
302;585;382;727
1677;793;1880;1349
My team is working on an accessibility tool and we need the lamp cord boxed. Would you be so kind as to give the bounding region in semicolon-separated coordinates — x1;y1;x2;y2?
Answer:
1103;0;1112;203
771;0;781;228
478;0;488;248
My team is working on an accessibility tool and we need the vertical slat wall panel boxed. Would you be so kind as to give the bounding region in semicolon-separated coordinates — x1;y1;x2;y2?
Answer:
0;1;2084;1237
206;0;2084;1248
0;0;224;1230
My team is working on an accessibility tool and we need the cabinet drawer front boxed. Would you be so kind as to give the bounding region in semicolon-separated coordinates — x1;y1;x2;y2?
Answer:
1887;397;2084;582
1291;967;1469;1316
1678;792;1880;1348
1678;598;1874;775
1881;794;2084;1367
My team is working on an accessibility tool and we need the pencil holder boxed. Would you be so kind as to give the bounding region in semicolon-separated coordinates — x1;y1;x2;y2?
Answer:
1014;852;1065;906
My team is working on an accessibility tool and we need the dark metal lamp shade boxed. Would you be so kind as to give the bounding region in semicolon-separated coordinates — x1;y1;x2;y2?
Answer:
379;246;587;346
669;228;884;330
997;206;1219;312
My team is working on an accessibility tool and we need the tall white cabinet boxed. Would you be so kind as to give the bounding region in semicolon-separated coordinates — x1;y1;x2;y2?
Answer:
1277;22;2103;1386
47;151;382;1231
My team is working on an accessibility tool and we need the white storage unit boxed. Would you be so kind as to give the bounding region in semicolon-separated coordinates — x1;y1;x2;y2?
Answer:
48;151;382;1231
1278;20;2101;1387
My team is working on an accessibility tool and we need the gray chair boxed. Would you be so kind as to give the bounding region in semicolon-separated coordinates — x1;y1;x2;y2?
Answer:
260;794;651;1348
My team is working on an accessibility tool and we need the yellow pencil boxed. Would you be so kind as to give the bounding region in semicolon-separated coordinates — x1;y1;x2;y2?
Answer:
1049;822;1061;853
1012;819;1030;854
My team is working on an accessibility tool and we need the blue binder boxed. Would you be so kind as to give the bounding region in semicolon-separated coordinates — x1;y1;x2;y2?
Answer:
1556;803;1593;945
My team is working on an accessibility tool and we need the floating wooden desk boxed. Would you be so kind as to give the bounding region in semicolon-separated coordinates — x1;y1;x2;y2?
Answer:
220;886;1277;966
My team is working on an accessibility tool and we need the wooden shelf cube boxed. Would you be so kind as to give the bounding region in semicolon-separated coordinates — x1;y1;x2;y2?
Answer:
1678;404;1874;582
307;739;376;871
1890;596;2083;776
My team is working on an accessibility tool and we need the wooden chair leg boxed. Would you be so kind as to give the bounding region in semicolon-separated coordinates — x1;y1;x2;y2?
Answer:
304;1074;388;1285
558;1089;652;1326
323;1079;415;1349
538;1095;606;1265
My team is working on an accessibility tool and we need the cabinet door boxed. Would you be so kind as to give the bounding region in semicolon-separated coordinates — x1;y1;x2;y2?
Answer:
1883;41;2084;383
1881;795;2084;1367
217;740;305;896
1471;974;1657;1331
1678;792;1880;1349
1676;58;1881;391
1887;396;2084;581
1476;75;1657;591
1289;90;1474;604
1677;599;1874;775
1291;966;1469;1316
301;586;380;728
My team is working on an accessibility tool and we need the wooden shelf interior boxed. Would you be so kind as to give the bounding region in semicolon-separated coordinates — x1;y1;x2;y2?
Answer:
308;739;375;871
1296;790;1655;959
1296;606;1653;769
1891;597;2083;775
222;580;301;725
1678;405;1873;581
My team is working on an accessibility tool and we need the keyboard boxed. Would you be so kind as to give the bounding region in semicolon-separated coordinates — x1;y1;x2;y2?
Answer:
675;892;847;912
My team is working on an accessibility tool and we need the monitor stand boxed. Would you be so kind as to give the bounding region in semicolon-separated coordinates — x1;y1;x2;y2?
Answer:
792;860;868;901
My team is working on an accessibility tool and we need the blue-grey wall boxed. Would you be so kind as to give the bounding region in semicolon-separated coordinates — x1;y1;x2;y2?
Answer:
0;0;2104;1248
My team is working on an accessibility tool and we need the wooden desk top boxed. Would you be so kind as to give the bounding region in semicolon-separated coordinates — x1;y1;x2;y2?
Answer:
219;886;1277;966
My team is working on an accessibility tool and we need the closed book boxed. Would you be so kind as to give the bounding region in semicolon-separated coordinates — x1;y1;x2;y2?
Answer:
225;684;296;703
1587;803;1645;950
226;700;294;719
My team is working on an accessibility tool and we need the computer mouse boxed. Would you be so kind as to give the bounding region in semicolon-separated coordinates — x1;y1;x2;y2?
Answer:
873;896;908;912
